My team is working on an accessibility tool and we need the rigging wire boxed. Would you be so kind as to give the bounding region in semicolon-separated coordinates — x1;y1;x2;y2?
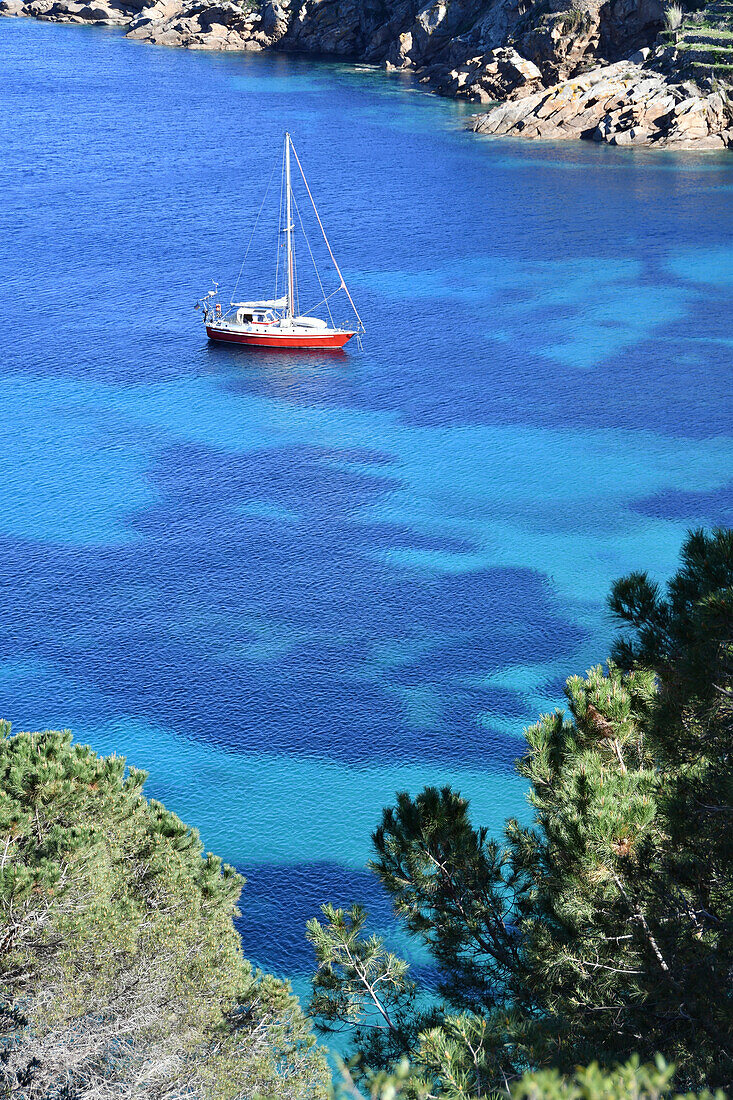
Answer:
289;142;365;332
291;189;336;328
230;160;279;305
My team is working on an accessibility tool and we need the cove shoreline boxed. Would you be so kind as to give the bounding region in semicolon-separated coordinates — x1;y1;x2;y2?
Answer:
2;0;732;153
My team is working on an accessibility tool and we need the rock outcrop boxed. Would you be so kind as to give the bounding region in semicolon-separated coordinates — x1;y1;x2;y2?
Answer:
432;47;543;104
471;55;733;147
0;0;133;25
126;0;267;50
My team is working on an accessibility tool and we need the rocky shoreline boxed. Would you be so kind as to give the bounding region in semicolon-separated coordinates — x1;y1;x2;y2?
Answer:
2;0;732;149
472;53;733;147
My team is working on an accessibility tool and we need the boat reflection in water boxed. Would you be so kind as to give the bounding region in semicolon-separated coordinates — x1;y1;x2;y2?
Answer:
203;337;354;406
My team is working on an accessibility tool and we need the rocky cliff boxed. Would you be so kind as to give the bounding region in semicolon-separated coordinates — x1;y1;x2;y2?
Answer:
2;0;732;148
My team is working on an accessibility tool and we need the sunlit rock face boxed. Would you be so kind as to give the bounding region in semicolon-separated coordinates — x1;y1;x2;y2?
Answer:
471;57;733;147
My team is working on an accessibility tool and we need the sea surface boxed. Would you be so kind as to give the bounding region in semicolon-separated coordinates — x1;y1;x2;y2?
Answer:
1;16;732;992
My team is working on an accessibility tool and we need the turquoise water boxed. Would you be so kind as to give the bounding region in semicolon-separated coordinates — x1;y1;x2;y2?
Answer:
0;16;732;985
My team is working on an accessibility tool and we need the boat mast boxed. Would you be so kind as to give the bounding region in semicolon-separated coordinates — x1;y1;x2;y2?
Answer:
285;133;295;320
288;141;365;334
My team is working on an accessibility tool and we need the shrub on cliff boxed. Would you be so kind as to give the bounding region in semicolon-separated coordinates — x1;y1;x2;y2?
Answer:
0;726;329;1099
307;528;733;1096
334;1054;725;1100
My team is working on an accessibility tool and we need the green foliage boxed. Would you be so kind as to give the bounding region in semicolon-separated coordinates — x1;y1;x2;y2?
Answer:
609;528;733;690
307;903;420;1067
417;1010;525;1099
513;1055;723;1100
333;1055;430;1100
0;726;329;1099
371;786;527;1014
558;8;589;33
333;1055;724;1100
308;529;733;1096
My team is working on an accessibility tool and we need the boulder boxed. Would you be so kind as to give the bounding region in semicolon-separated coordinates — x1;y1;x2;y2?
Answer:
506;50;541;83
641;91;675;120
628;76;663;101
25;0;55;15
704;91;728;129
74;1;125;18
414;0;447;37
516;8;600;85
674;95;706;116
151;26;184;41
259;0;287;37
692;134;727;149
440;46;542;99
593;112;616;140
48;0;83;13
668;118;710;139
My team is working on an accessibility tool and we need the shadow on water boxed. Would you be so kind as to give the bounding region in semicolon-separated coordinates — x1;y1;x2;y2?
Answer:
203;338;357;404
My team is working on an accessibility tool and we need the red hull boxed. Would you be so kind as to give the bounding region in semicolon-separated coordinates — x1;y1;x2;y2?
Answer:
207;326;354;350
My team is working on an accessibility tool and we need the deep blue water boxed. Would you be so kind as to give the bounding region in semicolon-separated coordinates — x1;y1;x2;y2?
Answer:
1;16;732;991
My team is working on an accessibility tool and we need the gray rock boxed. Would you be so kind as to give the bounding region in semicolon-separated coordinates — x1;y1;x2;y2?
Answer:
259;0;286;35
153;26;183;41
75;2;119;18
689;134;726;148
674;95;706;116
26;0;55;15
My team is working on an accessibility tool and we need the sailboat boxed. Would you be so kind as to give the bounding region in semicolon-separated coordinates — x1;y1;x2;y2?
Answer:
197;134;364;351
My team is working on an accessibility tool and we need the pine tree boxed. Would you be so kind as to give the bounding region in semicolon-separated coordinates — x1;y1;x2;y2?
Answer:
333;1054;725;1100
307;903;419;1067
0;725;329;1100
307;529;733;1096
